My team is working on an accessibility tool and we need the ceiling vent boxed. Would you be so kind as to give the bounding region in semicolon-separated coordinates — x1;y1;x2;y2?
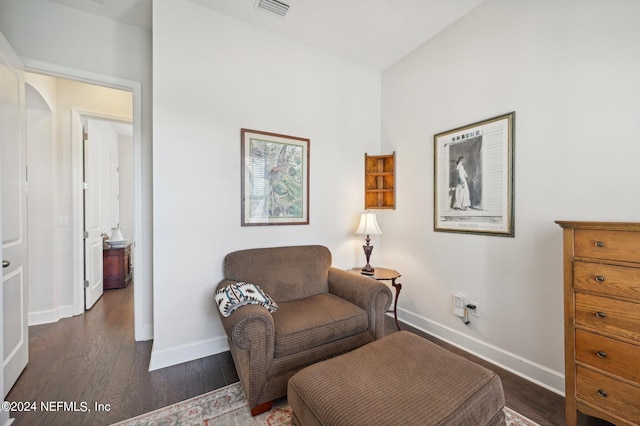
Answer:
255;0;291;17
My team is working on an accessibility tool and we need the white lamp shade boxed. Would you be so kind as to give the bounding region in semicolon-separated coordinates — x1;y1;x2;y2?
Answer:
355;212;383;235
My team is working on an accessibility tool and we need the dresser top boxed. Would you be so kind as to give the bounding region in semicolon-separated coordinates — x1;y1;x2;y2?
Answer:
556;221;640;231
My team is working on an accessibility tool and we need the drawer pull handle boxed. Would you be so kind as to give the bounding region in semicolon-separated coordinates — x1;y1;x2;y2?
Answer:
597;389;608;398
594;275;605;283
595;311;607;318
595;241;605;248
596;351;607;358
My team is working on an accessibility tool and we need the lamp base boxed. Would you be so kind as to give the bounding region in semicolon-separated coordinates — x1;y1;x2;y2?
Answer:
361;241;375;275
360;265;375;275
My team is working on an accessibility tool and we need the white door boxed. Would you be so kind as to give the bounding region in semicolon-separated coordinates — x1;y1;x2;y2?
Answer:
83;120;104;309
0;31;28;397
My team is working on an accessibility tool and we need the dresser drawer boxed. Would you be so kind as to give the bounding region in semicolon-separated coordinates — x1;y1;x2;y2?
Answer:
576;330;640;383
575;229;640;263
575;293;640;342
576;366;640;423
574;261;640;299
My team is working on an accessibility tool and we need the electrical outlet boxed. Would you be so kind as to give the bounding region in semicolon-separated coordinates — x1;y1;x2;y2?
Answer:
453;293;466;317
468;301;480;317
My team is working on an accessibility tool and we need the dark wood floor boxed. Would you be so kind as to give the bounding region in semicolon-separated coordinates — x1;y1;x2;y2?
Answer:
7;282;612;425
6;283;239;425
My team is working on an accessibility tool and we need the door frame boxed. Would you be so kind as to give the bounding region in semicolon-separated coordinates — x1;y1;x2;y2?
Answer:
24;58;147;341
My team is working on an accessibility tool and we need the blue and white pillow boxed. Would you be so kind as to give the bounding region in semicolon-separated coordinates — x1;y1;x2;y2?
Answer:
215;282;278;317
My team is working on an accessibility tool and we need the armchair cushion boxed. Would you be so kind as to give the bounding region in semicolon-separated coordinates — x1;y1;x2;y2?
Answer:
224;245;331;302
273;293;368;358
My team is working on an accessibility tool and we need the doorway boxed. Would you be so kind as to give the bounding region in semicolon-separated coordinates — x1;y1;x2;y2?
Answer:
24;71;142;333
81;115;134;310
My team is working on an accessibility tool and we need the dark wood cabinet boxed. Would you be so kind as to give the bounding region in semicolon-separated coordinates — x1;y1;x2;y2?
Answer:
103;243;132;289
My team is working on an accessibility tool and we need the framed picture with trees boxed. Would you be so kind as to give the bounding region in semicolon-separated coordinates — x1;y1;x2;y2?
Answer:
241;129;310;226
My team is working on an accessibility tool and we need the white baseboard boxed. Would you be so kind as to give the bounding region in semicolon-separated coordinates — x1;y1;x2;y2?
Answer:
28;305;74;326
136;323;154;342
57;304;74;319
395;309;565;396
148;336;229;371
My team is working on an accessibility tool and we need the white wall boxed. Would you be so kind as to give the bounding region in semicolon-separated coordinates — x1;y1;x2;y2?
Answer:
25;76;56;324
381;0;640;394
151;0;381;369
0;0;153;338
0;0;148;82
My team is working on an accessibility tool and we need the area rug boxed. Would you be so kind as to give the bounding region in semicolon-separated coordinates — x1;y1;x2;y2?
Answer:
111;382;539;426
110;383;290;426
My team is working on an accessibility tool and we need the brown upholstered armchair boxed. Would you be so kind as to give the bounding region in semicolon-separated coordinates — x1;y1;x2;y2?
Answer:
215;245;392;415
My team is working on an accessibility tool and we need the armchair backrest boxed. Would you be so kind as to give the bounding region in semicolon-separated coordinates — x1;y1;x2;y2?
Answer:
223;245;332;302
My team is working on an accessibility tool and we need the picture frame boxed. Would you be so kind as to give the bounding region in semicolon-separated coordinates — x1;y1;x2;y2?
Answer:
241;129;310;226
433;112;515;236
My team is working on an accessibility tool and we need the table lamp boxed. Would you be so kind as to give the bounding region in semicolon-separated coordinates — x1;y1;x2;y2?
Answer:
355;211;382;275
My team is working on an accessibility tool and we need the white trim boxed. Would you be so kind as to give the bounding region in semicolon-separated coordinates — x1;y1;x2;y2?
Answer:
27;305;74;326
21;57;148;341
22;58;137;92
57;304;74;320
71;109;83;316
139;324;154;342
396;309;565;396
148;336;229;372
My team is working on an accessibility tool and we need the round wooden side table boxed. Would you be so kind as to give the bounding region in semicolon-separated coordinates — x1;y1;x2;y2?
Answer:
349;267;402;331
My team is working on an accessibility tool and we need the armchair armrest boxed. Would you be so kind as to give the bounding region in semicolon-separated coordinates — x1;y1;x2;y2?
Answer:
215;279;275;409
328;267;392;339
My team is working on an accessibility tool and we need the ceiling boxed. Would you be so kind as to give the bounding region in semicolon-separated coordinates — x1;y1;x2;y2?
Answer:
47;0;486;71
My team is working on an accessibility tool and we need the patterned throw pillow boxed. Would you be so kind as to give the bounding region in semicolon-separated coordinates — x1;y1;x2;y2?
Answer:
215;282;278;318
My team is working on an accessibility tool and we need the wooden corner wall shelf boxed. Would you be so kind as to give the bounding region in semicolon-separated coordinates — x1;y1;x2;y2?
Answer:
365;152;395;209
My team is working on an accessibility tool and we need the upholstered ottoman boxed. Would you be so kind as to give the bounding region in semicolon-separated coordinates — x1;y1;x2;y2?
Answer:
287;331;505;426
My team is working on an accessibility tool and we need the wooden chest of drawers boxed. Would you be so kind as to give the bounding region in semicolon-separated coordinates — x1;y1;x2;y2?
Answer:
103;243;132;290
557;221;640;426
